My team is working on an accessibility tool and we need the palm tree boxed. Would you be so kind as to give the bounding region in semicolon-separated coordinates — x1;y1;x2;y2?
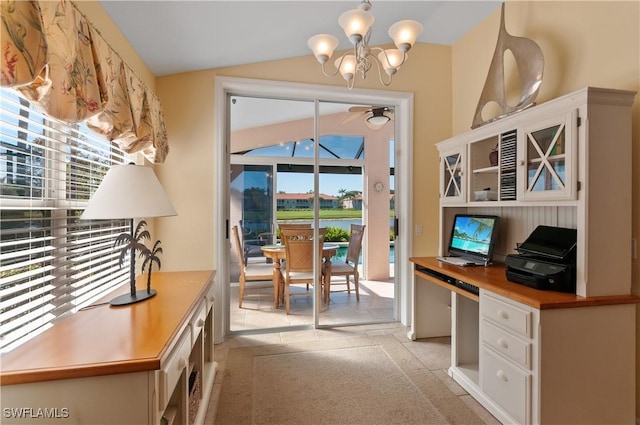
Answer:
114;220;150;295
469;218;493;242
141;240;163;293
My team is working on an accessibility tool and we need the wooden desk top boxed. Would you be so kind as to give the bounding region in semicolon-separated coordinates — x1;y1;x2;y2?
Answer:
410;257;640;310
0;270;215;386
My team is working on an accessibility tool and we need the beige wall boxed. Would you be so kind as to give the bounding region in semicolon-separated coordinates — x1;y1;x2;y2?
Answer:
154;42;452;272
453;1;640;415
79;0;640;417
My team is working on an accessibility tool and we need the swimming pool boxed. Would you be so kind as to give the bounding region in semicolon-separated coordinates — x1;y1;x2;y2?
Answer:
333;243;394;264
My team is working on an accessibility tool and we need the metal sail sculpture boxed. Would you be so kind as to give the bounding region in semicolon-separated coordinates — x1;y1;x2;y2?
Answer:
471;3;544;129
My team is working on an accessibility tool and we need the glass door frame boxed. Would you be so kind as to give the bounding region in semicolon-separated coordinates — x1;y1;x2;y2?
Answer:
213;76;415;343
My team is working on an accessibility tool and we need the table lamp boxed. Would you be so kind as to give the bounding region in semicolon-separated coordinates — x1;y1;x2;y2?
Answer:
81;163;177;306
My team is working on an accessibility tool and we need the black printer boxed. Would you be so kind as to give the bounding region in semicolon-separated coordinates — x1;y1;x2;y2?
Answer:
505;225;577;293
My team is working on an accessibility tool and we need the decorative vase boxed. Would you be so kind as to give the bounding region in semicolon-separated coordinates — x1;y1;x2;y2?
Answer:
489;148;499;166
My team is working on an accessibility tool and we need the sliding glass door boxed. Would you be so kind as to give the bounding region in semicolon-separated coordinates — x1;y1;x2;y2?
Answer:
228;95;396;333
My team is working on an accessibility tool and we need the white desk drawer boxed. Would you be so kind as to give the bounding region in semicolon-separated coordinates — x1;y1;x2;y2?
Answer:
482;320;531;370
481;293;532;338
482;347;530;425
160;332;191;408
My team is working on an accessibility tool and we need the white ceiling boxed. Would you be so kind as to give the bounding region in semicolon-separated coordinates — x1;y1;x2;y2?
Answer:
99;0;502;76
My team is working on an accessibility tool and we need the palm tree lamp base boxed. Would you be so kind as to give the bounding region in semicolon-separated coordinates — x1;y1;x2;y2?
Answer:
110;289;157;306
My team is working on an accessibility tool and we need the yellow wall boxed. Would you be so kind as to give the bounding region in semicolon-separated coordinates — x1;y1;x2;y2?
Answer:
155;42;452;272
78;0;640;417
453;1;640;415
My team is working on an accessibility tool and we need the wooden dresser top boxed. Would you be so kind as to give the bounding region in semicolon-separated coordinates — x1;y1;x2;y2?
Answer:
0;270;215;385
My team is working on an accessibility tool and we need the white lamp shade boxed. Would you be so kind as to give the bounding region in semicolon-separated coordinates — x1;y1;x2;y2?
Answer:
336;54;356;82
378;49;405;75
339;8;374;44
307;34;339;63
388;20;423;52
81;164;177;220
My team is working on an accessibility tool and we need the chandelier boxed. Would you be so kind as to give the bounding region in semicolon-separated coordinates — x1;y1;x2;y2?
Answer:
307;0;423;89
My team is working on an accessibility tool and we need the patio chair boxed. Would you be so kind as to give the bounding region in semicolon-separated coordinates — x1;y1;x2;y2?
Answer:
326;224;365;302
231;225;274;308
277;223;311;242
280;227;326;314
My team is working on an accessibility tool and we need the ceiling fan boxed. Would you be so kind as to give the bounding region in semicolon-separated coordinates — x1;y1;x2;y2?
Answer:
342;106;394;130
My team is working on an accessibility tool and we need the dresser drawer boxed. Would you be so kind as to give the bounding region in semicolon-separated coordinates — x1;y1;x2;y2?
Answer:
160;331;191;408
481;320;531;369
190;301;208;345
482;347;530;425
204;282;215;310
481;293;532;338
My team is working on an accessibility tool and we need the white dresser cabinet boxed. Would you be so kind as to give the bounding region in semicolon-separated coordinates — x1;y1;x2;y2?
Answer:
0;271;217;425
480;291;535;424
411;86;638;425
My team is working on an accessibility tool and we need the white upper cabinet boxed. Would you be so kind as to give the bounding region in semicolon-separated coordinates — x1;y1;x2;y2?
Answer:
440;146;466;204
517;109;578;201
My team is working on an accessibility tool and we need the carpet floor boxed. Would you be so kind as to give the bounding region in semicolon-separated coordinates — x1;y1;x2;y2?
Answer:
214;334;486;424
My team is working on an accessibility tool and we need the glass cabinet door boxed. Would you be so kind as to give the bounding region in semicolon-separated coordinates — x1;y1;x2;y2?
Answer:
518;110;577;201
441;148;465;203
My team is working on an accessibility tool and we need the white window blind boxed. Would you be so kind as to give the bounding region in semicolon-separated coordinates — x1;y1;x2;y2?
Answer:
0;88;131;353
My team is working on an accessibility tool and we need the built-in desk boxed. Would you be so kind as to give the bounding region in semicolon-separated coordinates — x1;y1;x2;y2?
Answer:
410;257;639;425
0;270;216;425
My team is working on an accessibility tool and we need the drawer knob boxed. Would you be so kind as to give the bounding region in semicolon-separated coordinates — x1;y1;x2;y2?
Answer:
197;318;205;327
178;358;187;370
497;369;509;382
497;337;508;349
498;310;509;320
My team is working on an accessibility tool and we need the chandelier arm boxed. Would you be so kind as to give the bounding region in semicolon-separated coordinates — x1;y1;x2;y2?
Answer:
369;52;393;87
371;47;409;68
320;58;342;78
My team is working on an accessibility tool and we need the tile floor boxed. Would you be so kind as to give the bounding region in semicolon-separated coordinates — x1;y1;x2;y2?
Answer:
207;272;500;424
228;272;396;331
207;322;500;424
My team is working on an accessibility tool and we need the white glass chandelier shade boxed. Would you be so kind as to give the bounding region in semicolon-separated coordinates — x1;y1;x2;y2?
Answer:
307;0;422;89
81;164;177;220
336;54;357;82
307;34;339;64
338;8;375;44
378;49;405;75
388;20;423;52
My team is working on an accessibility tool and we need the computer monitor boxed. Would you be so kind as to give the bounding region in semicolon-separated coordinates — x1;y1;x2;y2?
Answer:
447;214;500;265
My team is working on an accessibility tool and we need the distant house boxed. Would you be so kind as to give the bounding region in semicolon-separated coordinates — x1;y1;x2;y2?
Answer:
341;194;363;210
341;193;394;210
276;192;338;210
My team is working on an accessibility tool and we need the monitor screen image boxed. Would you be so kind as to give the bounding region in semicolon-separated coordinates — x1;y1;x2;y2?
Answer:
448;214;500;263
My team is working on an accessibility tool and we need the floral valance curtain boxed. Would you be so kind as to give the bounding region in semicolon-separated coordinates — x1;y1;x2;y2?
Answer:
0;0;168;163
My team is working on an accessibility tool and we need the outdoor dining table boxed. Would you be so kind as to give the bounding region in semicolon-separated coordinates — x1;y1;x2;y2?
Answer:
260;244;339;308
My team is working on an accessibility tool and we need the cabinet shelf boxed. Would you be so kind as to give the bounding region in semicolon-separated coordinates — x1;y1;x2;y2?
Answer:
473;165;499;174
161;406;178;425
527;154;565;164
